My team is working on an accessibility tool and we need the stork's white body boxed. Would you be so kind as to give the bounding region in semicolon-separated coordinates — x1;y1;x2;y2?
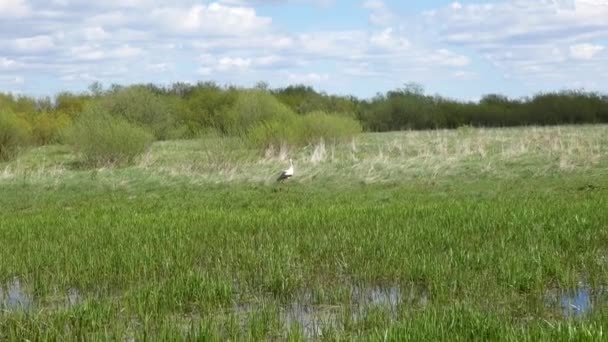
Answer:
277;159;294;182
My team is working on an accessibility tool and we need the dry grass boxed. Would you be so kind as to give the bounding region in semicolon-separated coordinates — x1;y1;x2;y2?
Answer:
0;125;606;186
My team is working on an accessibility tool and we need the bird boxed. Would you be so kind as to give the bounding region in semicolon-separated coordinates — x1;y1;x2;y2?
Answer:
276;158;294;182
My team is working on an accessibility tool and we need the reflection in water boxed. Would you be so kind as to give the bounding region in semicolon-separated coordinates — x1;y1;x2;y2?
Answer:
282;303;343;338
559;288;592;318
0;278;82;312
235;285;428;339
0;279;32;311
545;286;605;318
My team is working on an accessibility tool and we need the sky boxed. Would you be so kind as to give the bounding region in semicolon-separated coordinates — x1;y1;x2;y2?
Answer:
1;0;608;100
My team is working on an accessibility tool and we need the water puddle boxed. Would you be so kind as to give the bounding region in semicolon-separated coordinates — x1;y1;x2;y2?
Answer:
353;285;403;311
545;287;607;318
282;303;343;338
0;279;32;311
560;288;592;318
0;278;83;312
234;285;428;338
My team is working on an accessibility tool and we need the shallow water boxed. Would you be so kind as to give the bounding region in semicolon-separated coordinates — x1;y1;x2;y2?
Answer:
0;279;32;311
234;285;427;338
282;303;343;338
0;278;82;312
558;288;592;318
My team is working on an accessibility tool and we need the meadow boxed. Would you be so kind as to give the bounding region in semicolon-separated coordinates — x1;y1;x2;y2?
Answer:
1;125;608;340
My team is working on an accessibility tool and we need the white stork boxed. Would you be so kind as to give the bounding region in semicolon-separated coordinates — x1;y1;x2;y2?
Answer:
276;158;294;182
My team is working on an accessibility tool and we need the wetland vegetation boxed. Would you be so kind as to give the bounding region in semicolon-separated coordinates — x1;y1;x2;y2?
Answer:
2;83;608;339
1;121;608;340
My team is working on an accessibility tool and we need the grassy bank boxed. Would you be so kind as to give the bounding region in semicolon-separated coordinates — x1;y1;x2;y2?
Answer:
1;125;608;340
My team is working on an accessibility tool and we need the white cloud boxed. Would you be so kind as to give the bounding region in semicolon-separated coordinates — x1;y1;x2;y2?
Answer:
112;45;142;58
86;11;130;26
0;74;25;84
428;0;608;46
298;31;368;57
254;55;283;66
13;35;55;52
197;67;213;76
83;26;110;41
69;44;141;61
198;54;287;75
569;43;604;60
370;28;410;50
217;57;252;71
60;73;96;82
146;63;172;72
0;57;22;69
450;1;462;10
151;3;272;35
287;72;329;84
451;70;477;80
70;45;105;60
0;0;30;17
423;0;608;86
428;49;470;67
362;0;395;26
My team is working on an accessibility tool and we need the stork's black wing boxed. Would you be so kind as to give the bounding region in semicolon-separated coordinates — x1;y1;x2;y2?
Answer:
277;171;291;182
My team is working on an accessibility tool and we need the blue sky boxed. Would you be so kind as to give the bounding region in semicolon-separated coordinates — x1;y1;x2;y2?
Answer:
1;0;607;100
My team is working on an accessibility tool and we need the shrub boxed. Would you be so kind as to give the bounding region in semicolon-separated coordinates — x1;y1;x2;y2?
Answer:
30;112;71;145
103;86;173;140
247;111;362;149
221;90;295;134
247;119;303;148
0;110;30;161
182;84;238;135
55;92;90;119
300;111;362;144
65;106;153;166
0;93;37;115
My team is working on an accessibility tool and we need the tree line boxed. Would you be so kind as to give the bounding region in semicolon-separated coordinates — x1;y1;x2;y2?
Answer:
1;81;607;163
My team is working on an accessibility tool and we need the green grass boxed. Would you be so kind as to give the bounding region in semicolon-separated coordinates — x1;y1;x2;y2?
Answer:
1;125;608;340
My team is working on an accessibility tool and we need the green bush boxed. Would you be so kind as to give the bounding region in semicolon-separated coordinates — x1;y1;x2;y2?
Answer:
246;111;361;148
272;85;358;115
30;112;71;145
65;106;153;166
0;110;30;161
55;92;90;119
103;86;173;140
182;84;238;135
300;111;362;143
222;90;295;134
224;90;316;149
0;93;37;115
247;119;302;148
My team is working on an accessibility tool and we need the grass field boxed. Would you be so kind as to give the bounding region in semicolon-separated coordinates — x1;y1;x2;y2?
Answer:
1;125;608;340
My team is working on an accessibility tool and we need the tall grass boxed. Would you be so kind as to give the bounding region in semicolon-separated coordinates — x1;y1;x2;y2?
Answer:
0;170;607;339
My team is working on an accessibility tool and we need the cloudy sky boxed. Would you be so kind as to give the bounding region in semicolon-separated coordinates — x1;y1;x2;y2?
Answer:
1;0;607;100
